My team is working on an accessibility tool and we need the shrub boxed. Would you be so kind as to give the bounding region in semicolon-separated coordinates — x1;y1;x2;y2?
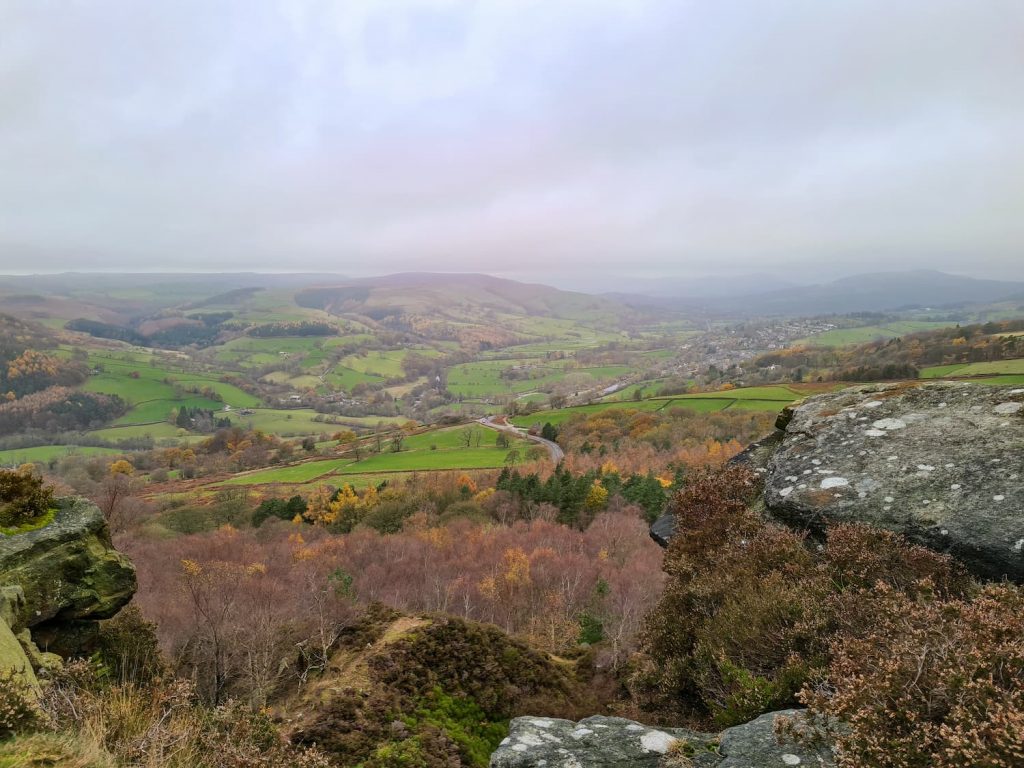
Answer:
294;612;581;767
793;583;1024;768
95;605;167;686
0;669;41;739
633;465;976;729
0;467;55;527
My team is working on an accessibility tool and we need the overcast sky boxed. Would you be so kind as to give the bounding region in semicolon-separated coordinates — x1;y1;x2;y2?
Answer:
1;0;1022;287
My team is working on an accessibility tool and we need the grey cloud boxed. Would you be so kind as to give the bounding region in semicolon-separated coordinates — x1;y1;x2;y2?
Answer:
0;0;1021;284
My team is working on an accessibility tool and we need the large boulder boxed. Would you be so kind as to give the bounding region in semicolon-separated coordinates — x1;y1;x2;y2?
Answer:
490;710;833;767
652;381;1024;580
758;381;1024;581
0;496;136;658
0;618;37;692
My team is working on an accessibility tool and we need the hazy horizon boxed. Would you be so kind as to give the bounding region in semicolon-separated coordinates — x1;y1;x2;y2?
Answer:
3;1;1023;279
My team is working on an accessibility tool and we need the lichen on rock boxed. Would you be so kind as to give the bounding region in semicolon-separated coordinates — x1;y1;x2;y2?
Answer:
489;710;834;767
0;496;136;675
759;381;1024;581
654;382;1024;582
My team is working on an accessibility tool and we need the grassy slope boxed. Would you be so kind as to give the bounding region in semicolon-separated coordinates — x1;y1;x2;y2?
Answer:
0;445;125;466
921;358;1024;378
217;425;524;486
511;386;803;427
795;321;954;347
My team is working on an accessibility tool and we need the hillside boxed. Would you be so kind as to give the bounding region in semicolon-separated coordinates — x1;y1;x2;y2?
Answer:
294;272;641;331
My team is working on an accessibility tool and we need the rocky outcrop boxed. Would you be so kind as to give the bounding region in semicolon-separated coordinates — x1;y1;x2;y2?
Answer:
490;710;834;767
0;617;37;691
654;381;1024;582
0;496;136;668
761;382;1023;581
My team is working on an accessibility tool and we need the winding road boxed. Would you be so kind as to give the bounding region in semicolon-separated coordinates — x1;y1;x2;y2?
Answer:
479;415;565;463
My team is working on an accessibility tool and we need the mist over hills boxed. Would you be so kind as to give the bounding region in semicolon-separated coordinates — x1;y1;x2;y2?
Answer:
612;270;1024;316
1;268;1021;322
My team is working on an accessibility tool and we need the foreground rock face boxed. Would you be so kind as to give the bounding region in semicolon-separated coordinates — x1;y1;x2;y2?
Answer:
0;497;136;663
490;710;833;767
760;382;1024;581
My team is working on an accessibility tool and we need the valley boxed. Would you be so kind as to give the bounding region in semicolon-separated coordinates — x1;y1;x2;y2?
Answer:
1;270;1023;767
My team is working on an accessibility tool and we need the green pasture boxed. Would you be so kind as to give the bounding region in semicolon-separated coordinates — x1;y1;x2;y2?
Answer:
171;379;260;407
446;360;630;398
977;374;1024;385
675;386;802;400
337;445;521;474
83;374;177;404
223;409;338;437
322;334;377;349
223;408;407;437
511;399;668;428
339;350;408;378
513;387;799;428
327;366;385;390
919;364;967;379
113;396;224;425
401;424;494;451
213;336;326;366
88;422;190;442
602;379;672;401
0;445;125;466
795;321;954;347
921;358;1024;378
216;424;526;486
221;458;355;485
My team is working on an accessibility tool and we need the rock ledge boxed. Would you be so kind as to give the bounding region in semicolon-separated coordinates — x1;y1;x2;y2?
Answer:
490;710;833;767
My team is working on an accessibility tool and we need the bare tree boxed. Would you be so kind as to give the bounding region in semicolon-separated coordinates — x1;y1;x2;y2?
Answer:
95;472;140;534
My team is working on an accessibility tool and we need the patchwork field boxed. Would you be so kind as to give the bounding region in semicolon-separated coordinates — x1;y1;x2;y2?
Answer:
69;348;261;428
216;424;527;487
795;321;954;347
511;385;806;428
446;359;632;398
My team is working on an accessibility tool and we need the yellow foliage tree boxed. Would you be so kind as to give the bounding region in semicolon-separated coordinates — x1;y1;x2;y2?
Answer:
502;547;531;587
584;481;609;511
304;484;336;525
108;459;134;476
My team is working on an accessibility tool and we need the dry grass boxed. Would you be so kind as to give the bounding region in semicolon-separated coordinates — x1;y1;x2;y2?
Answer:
0;733;115;768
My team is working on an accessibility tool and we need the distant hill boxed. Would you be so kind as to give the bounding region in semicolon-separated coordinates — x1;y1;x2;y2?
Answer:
294;272;637;325
674;270;1024;316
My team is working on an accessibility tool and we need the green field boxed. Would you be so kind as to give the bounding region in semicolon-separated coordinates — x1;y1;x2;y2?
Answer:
88;422;192;442
217;425;526;486
338;350;409;378
921;358;1024;378
602;379;671;401
326;366;384;390
171;379;260;407
113;396;225;425
975;375;1024;385
0;445;126;466
221;457;355;485
677;385;803;400
796;321;954;347
336;445;516;473
512;387;801;427
222;409;407;437
446;359;631;398
74;348;261;427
